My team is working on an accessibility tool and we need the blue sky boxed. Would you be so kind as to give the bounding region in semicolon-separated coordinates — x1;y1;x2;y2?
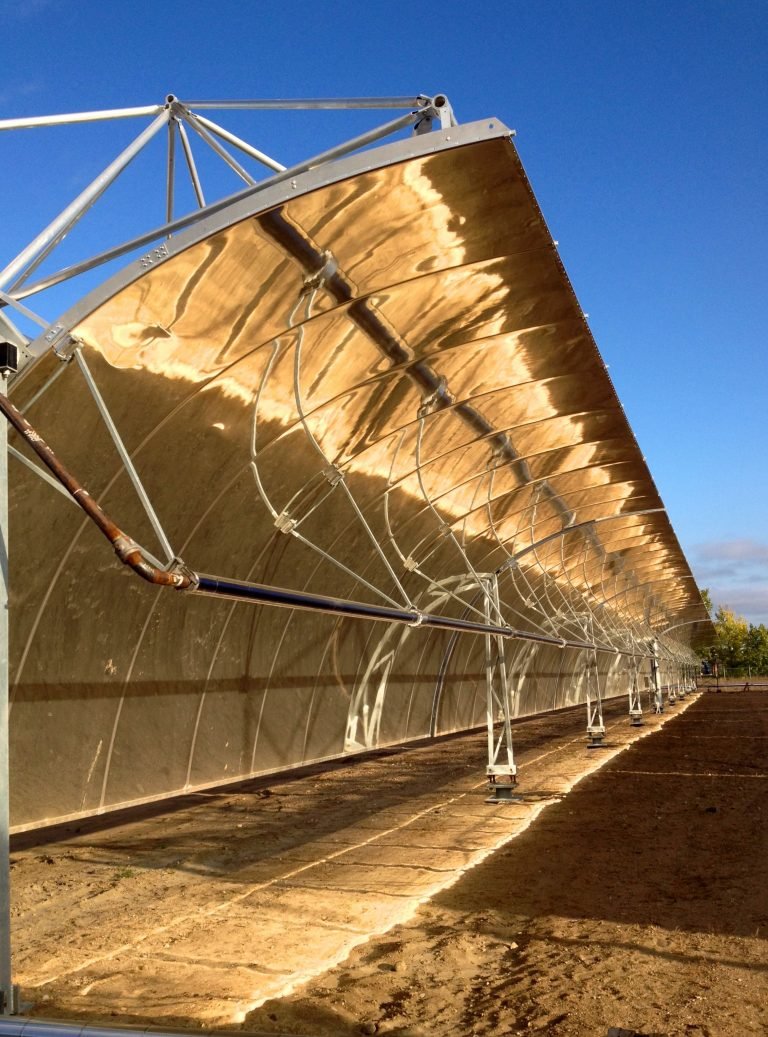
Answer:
3;0;767;622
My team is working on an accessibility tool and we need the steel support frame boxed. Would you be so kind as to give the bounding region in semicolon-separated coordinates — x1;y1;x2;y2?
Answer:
183;110;285;173
0;379;645;651
482;573;518;802
584;617;606;746
628;651;644;726
0;95;445;310
651;639;664;714
0;364;18;1014
73;347;176;566
666;670;677;707
585;654;607;746
10;104;428;303
0;109;172;295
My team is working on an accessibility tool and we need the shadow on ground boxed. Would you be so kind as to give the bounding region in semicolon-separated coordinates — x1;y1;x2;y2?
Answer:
428;690;767;942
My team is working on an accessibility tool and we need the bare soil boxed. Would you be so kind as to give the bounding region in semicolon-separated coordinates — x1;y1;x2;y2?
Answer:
10;685;768;1036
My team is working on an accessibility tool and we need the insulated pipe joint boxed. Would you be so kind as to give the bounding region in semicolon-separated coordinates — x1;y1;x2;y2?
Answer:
112;537;190;589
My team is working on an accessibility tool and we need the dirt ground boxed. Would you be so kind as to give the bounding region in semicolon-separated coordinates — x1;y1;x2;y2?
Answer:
10;684;768;1036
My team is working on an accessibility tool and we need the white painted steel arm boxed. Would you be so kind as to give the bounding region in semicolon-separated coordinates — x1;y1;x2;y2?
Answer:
73;348;177;565
177;122;206;208
0;291;46;330
0;105;162;131
187;112;285;172
166;121;176;224
12;108;426;300
0;109;171;292
182;96;432;111
180;113;257;186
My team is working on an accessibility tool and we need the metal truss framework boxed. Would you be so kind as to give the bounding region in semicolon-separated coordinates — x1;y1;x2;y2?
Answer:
0;94;712;1013
0;94;454;326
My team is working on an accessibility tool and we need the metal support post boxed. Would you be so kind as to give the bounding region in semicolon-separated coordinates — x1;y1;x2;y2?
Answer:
584;617;606;746
628;653;643;726
668;669;678;706
484;575;518;802
651;639;664;714
585;653;607;746
0;344;19;1014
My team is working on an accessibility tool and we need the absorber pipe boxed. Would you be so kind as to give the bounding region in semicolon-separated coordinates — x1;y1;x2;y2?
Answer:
192;573;602;648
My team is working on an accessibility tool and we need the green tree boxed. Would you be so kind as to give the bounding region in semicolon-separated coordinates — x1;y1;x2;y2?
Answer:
700;595;768;676
712;605;748;675
744;623;768;676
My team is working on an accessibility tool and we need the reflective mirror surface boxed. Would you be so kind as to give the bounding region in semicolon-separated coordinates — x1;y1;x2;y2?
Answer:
7;122;709;830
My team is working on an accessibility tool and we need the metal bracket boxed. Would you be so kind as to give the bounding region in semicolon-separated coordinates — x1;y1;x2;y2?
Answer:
167;557;197;590
413;94;454;135
486;773;520;803
0;344;18;377
52;333;81;362
0;983;19;1015
417;376;450;418
322;464;344;487
302;250;338;294
274;510;297;534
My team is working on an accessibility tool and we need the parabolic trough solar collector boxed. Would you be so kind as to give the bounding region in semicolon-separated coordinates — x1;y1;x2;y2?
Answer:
6;117;710;831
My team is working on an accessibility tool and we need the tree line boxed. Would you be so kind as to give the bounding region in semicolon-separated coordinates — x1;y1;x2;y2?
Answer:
701;588;768;677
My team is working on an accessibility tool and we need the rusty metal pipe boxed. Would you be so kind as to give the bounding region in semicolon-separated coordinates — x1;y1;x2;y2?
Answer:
0;389;189;589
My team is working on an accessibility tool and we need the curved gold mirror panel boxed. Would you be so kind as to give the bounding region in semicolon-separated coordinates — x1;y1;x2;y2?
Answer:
8;122;709;830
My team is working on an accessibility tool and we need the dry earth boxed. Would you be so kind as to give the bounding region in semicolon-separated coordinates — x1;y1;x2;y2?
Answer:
9;685;767;1036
